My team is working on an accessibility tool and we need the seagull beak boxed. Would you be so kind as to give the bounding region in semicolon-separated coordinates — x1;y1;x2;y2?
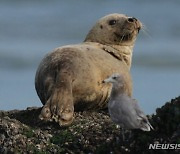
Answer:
102;78;111;83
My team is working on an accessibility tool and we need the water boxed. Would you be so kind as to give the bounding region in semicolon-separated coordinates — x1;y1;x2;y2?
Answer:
0;0;180;114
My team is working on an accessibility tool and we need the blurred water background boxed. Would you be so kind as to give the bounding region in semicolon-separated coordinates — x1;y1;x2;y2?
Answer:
0;0;180;114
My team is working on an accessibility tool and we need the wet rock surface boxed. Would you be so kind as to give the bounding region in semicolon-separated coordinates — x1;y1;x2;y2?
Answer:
0;96;180;154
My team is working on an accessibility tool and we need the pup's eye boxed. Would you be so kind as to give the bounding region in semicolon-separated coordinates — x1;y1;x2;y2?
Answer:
109;20;117;25
112;76;117;79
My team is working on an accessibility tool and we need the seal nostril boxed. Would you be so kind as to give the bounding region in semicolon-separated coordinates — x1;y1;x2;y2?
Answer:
127;17;137;23
128;18;134;23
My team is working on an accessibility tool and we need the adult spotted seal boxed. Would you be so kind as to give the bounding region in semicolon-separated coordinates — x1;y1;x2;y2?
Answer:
35;13;142;126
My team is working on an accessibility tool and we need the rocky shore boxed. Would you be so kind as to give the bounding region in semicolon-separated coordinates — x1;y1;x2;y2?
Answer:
0;96;179;154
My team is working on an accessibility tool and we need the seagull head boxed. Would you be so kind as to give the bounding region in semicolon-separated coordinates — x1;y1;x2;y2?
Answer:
103;73;124;86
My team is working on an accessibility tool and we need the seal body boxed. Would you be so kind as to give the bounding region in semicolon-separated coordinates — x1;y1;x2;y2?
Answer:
35;13;142;125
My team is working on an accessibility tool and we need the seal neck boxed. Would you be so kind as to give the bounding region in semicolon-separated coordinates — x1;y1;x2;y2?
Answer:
102;44;134;69
85;42;134;69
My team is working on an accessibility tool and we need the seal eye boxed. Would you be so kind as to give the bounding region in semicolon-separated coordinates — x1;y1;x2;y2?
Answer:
109;20;117;25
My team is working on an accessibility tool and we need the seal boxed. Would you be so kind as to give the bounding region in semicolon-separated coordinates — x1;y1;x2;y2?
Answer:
35;13;142;126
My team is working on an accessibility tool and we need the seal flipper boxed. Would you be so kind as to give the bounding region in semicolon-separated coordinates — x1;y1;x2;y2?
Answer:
39;71;74;126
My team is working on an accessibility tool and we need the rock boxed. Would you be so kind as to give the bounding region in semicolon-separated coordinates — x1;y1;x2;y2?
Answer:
0;96;179;153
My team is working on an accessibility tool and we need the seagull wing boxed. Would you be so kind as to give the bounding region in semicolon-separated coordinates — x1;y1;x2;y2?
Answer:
132;99;154;131
109;94;139;129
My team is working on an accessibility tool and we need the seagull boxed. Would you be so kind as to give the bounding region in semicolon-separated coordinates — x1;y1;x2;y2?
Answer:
103;73;154;132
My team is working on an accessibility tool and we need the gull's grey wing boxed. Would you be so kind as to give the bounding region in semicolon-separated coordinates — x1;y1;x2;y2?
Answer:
132;99;154;131
109;94;140;129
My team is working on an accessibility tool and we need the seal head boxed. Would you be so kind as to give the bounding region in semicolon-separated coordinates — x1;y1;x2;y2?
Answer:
85;13;142;46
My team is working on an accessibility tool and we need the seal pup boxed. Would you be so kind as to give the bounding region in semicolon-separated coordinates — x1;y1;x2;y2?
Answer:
103;73;154;131
35;13;142;126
